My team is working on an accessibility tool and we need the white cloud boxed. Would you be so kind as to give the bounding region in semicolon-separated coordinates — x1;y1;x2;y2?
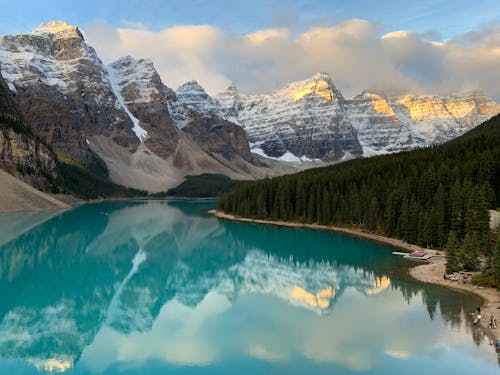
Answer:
84;19;500;100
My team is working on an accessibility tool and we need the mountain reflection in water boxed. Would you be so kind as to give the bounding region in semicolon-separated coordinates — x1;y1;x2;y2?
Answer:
0;200;495;374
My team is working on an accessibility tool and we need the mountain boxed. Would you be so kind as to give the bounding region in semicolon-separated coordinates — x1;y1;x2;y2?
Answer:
0;22;285;193
177;73;499;161
183;72;363;161
349;90;500;155
218;114;500;250
1;22;498;195
0;70;57;189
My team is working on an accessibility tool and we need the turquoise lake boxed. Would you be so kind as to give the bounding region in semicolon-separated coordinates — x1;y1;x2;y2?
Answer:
0;199;498;374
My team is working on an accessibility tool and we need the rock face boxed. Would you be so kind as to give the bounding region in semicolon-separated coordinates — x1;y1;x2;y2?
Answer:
0;22;271;192
189;73;363;161
107;56;178;159
0;71;57;189
177;73;500;161
0;21;139;163
349;90;500;155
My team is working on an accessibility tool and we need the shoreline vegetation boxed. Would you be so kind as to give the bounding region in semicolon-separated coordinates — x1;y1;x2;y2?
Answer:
209;209;500;343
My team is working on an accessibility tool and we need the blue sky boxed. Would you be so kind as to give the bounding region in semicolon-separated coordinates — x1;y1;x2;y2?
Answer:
0;0;499;99
0;0;499;38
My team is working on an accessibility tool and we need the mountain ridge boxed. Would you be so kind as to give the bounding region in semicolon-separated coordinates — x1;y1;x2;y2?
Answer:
0;23;293;193
0;21;498;194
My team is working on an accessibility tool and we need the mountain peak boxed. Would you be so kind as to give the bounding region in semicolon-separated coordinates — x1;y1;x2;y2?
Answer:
31;21;83;40
310;72;333;82
286;72;339;102
225;83;239;92
178;80;202;89
176;80;208;96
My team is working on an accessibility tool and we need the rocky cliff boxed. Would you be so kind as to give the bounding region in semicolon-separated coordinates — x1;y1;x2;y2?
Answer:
188;73;363;161
0;22;275;192
0;71;57;189
177;73;500;161
0;22;139;164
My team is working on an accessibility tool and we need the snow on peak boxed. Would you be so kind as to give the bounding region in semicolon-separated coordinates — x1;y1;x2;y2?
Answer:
225;83;239;92
177;80;206;93
113;55;136;65
176;80;220;114
284;72;340;102
31;21;83;39
110;56;156;76
106;64;148;142
310;72;333;82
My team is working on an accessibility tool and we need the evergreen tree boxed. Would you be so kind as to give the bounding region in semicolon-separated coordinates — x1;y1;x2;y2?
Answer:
449;180;463;238
435;184;447;247
445;231;460;274
217;114;500;256
494;230;500;288
461;232;480;271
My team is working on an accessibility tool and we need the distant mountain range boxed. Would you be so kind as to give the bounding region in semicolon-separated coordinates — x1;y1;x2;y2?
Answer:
0;21;498;193
180;73;500;161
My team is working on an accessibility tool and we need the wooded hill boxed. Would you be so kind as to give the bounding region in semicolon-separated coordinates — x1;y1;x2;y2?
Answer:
218;114;500;262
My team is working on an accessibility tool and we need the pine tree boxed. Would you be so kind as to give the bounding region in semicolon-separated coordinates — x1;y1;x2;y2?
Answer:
445;231;460;274
494;230;500;288
461;232;480;271
449;180;463;238
296;179;306;220
435;184;447;247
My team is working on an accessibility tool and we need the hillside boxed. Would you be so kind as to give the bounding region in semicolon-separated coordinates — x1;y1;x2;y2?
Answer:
0;168;69;212
218;114;500;251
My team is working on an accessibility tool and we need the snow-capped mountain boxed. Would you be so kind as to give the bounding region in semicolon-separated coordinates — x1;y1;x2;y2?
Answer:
349;90;500;155
180;72;363;161
0;21;498;192
0;22;286;192
0;21;135;162
178;72;499;161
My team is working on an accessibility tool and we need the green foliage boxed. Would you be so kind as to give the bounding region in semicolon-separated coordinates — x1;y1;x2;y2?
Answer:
471;269;496;288
445;231;460;274
218;114;500;251
494;230;500;288
163;174;243;198
460;232;480;271
55;158;146;199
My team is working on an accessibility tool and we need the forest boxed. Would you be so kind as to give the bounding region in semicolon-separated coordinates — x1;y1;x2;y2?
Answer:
165;174;243;198
218;114;500;286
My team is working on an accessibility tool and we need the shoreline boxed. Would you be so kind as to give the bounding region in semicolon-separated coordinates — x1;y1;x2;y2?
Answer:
210;209;500;342
210;209;431;253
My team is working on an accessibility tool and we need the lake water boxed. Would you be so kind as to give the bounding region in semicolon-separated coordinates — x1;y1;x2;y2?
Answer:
0;199;498;374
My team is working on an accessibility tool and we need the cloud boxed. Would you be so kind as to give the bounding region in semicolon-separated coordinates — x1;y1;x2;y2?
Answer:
84;19;500;100
80;287;481;373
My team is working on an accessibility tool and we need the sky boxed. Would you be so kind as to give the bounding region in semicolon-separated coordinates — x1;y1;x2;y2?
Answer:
0;0;499;98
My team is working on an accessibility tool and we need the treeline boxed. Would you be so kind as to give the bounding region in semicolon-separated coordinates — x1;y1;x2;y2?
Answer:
164;174;243;198
218;115;500;280
54;155;147;199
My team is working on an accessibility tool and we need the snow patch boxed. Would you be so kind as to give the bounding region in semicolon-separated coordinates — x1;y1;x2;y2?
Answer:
251;146;321;164
32;21;78;35
6;80;16;93
106;65;148;142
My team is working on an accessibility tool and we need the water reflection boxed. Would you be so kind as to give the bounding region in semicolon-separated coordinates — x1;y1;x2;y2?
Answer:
0;200;495;374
